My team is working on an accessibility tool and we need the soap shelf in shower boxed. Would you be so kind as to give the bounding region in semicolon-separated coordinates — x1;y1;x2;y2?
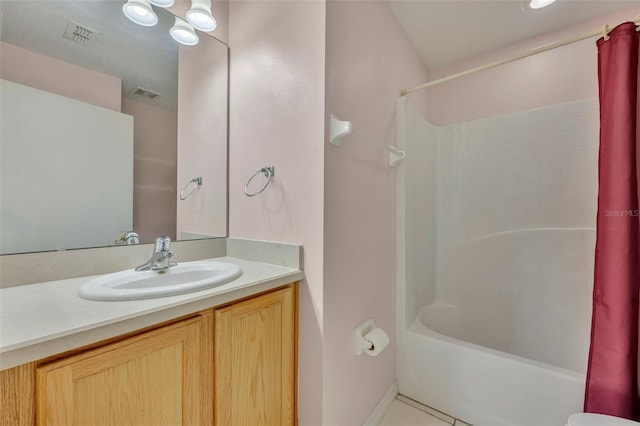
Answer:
328;114;405;167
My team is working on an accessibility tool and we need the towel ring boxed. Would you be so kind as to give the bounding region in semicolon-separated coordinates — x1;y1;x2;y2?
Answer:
180;177;203;200
244;166;274;197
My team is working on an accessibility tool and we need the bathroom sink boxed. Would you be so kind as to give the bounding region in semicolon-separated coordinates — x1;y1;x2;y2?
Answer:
78;261;242;301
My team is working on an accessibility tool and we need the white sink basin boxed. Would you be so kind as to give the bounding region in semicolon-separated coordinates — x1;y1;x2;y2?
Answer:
78;261;242;301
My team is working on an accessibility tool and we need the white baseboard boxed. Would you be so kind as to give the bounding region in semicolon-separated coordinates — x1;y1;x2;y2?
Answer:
363;381;399;426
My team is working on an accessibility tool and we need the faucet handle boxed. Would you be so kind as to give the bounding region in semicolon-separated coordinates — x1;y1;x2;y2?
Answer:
115;232;127;245
167;250;177;268
154;236;171;252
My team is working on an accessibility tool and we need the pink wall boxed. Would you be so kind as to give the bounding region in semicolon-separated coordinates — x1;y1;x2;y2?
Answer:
176;34;228;240
122;98;177;243
423;6;639;125
0;42;121;111
227;1;326;424
324;2;428;424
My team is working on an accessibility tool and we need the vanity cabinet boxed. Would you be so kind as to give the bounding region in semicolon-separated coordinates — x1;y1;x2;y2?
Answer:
36;313;213;425
0;283;297;426
214;286;297;426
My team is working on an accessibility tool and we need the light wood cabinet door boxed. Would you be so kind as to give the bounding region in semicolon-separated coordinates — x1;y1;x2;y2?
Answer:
36;314;212;426
214;285;297;426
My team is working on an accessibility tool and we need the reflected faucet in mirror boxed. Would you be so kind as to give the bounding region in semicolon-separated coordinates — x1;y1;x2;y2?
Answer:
135;236;177;271
114;231;140;245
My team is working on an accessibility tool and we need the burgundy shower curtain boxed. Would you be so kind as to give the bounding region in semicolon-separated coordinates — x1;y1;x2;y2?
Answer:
584;22;640;420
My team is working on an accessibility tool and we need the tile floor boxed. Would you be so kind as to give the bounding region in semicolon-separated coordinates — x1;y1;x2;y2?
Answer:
380;396;472;426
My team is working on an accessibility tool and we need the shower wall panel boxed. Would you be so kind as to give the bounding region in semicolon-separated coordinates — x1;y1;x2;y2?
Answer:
401;100;438;325
434;99;599;371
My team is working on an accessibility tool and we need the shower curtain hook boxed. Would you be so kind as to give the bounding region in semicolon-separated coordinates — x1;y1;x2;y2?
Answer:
602;24;610;41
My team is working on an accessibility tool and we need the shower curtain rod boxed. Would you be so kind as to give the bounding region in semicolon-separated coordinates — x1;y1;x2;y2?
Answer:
400;15;640;96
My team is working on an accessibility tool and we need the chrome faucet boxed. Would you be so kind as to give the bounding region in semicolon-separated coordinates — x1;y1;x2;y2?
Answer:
135;236;177;271
115;231;140;245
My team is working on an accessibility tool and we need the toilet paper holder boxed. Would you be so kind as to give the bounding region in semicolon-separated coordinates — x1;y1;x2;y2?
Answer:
355;319;386;356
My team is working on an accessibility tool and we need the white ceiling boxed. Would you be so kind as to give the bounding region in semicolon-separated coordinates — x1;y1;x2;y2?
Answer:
389;0;640;70
0;0;179;110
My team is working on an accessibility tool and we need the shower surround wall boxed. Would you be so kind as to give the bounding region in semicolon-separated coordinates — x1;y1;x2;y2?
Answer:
398;98;599;425
435;99;598;371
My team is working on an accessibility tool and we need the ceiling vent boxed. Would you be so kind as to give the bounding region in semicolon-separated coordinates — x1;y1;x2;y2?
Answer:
131;87;162;100
63;21;99;46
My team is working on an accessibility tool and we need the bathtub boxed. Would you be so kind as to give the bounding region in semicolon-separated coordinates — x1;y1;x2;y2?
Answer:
396;304;586;426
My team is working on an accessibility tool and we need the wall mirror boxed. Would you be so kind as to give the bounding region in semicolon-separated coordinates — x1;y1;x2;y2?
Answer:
0;0;228;255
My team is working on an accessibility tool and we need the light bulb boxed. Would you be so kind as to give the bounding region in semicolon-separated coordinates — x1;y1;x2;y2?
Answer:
148;0;175;7
131;5;149;16
186;0;217;32
122;0;158;27
528;0;557;9
170;17;199;45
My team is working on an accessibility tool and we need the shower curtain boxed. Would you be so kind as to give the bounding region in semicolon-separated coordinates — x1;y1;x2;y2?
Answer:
584;22;640;420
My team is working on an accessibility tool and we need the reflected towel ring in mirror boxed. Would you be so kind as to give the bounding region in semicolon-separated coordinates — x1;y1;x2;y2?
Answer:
180;176;203;200
244;166;274;197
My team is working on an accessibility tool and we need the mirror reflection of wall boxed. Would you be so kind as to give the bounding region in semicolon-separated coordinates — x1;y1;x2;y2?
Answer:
176;32;228;241
1;77;135;254
0;0;228;254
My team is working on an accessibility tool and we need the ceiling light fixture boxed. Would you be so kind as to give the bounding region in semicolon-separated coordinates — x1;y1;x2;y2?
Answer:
170;17;199;45
122;0;158;27
528;0;557;9
186;0;217;32
148;0;175;7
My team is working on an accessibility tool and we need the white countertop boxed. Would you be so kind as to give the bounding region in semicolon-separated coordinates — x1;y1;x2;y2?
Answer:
0;256;303;370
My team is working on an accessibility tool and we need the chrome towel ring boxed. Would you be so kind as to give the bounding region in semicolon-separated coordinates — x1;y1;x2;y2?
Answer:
244;166;274;197
180;177;203;200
